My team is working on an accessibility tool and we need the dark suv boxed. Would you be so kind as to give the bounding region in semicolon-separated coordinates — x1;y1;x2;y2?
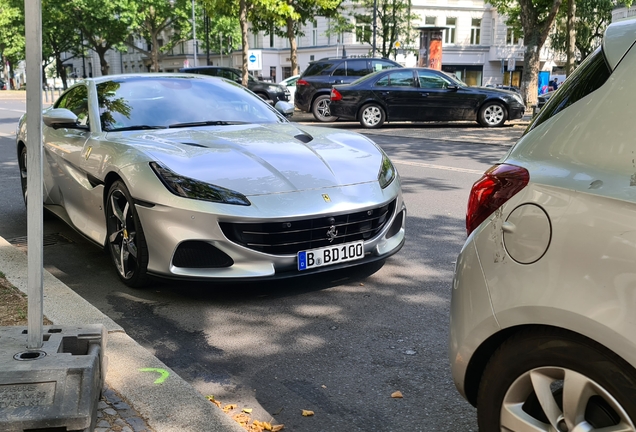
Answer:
295;57;402;121
179;66;290;104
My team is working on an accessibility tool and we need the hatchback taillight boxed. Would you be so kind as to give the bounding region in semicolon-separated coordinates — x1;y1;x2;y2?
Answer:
331;88;342;101
296;79;309;86
466;164;529;236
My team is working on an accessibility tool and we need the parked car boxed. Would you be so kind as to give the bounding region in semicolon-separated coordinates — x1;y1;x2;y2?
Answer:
537;90;555;110
180;66;290;104
16;74;405;287
486;84;521;93
294;57;402;122
329;67;525;128
0;80;5;90
450;17;636;431
278;74;299;105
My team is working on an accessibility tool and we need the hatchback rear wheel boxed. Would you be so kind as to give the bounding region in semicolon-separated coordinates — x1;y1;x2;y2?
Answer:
477;329;636;432
312;95;338;122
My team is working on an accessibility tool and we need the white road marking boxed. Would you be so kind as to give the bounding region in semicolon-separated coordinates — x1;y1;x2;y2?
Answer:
0;107;25;113
392;159;484;175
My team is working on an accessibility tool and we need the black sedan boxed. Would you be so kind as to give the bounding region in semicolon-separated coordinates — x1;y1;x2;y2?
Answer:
329;68;526;128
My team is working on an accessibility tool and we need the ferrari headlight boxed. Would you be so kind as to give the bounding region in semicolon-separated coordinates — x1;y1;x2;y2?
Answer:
150;162;251;206
378;155;396;189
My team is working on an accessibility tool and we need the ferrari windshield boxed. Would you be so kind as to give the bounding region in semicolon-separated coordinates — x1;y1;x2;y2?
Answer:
97;76;286;132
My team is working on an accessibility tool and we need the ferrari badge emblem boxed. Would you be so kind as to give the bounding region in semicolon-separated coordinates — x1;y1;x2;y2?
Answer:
322;194;331;203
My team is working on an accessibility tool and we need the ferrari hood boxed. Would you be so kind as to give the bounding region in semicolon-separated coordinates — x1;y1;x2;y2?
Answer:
109;123;384;195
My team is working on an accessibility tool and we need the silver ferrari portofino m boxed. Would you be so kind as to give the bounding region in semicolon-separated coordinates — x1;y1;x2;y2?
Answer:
17;74;406;287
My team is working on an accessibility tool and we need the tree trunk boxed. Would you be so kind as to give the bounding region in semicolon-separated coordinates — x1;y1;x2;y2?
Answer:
239;0;249;86
152;33;160;72
287;18;298;75
56;55;68;90
521;41;541;107
566;0;576;76
2;54;11;90
96;47;110;76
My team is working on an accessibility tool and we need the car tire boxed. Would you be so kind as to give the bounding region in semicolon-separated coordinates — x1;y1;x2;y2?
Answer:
312;95;338;122
359;103;386;129
255;92;272;104
477;328;636;432
19;145;28;205
106;180;150;288
478;101;507;127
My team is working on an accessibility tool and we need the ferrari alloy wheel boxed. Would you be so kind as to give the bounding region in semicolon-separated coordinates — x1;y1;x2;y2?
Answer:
359;104;385;129
312;95;338;122
479;102;507;127
19;145;27;204
106;180;150;288
477;329;636;432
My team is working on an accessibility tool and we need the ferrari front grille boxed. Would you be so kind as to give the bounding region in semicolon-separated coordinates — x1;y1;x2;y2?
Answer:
220;200;396;255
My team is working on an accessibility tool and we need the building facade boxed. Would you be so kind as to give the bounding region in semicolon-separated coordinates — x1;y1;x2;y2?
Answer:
62;0;563;88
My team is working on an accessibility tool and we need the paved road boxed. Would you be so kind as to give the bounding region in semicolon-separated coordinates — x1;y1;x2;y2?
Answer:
0;97;522;431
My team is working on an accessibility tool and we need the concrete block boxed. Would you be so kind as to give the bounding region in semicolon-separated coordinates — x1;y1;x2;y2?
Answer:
0;325;105;432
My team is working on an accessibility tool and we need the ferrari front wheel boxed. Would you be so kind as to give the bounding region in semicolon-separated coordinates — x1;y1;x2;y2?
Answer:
106;180;150;288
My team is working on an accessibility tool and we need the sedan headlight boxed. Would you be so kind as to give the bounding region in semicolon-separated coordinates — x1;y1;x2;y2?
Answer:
150;162;251;206
268;85;283;92
378;155;396;189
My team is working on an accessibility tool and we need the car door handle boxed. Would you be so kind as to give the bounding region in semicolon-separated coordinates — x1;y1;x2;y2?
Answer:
421;93;429;97
381;92;390;96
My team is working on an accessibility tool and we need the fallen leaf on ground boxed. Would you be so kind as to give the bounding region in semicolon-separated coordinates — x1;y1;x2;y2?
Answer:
223;403;238;412
391;391;404;398
272;425;285;431
242;408;253;413
321;385;327;389
301;410;314;417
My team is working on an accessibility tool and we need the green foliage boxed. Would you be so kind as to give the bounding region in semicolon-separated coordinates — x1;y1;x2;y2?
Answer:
550;0;629;60
352;0;416;58
204;16;241;55
0;0;25;65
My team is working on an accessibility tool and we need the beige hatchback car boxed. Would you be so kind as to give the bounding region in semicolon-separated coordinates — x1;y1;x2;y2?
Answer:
450;18;636;431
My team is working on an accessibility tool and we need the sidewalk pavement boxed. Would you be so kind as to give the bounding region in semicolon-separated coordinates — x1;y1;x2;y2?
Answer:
0;236;246;432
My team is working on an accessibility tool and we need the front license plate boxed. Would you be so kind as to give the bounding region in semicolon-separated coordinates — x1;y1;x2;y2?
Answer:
297;241;365;271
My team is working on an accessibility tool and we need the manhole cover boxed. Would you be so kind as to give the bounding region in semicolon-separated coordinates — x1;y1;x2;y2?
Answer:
7;233;73;249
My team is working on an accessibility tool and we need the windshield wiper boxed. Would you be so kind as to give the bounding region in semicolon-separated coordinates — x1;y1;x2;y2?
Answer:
168;120;248;128
107;125;168;132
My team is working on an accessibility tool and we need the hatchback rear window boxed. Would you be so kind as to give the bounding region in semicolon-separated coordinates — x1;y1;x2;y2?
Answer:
527;46;611;132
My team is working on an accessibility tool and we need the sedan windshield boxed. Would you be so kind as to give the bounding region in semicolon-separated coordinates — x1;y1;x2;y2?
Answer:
98;76;285;132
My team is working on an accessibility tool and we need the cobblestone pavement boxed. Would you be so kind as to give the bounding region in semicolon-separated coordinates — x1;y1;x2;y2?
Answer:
96;386;153;432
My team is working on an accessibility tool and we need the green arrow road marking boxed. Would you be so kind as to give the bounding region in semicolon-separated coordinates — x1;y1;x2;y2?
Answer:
139;368;170;384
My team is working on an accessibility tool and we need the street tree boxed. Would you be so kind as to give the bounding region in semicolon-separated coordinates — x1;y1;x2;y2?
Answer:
70;0;136;76
550;0;630;65
250;0;344;76
489;0;562;106
0;0;25;88
42;0;83;89
127;0;193;72
352;0;416;59
204;16;241;65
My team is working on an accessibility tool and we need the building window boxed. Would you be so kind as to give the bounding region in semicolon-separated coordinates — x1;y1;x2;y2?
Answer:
310;55;315;61
355;16;372;44
312;21;318;46
471;19;481;45
507;28;521;45
252;31;260;48
282;66;292;79
444;17;456;44
491;19;496;45
270;66;277;82
425;16;436;26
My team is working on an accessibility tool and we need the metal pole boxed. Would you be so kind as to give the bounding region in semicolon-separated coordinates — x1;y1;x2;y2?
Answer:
220;33;223;66
80;29;86;78
372;0;377;57
25;0;44;350
191;0;197;67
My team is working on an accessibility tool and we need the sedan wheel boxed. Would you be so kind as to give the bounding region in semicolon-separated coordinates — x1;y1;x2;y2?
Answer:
312;95;338;122
479;102;507;127
477;330;636;432
106;180;150;288
359;104;386;129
